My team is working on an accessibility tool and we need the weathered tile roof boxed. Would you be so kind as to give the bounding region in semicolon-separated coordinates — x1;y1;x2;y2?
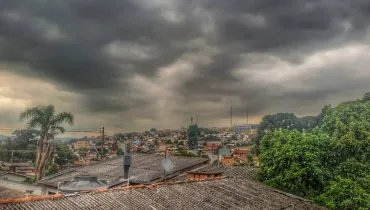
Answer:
171;165;259;181
194;165;259;179
38;153;209;187
0;178;325;209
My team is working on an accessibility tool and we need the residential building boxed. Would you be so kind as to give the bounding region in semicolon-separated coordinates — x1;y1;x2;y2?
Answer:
72;141;92;150
233;148;249;161
234;124;252;134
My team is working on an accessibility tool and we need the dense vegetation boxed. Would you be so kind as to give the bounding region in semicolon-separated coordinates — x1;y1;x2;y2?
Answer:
253;113;319;154
258;94;370;209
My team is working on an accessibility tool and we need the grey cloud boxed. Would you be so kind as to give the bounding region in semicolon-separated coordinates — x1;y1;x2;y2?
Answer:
0;0;370;131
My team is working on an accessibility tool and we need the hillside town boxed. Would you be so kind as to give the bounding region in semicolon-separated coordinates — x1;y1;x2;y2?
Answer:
0;123;325;209
0;124;259;185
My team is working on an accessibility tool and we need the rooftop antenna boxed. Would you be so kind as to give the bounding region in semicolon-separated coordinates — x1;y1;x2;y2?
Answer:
230;102;233;128
162;154;174;182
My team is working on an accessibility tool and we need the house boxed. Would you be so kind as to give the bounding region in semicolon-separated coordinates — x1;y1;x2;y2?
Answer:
234;124;252;134
72;141;92;150
0;178;325;209
233;148;249;161
205;141;222;151
220;156;235;166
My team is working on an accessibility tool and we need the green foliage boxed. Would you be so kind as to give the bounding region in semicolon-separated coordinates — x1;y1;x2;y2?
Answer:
259;96;370;209
187;124;201;150
0;129;38;162
12;129;39;148
116;147;123;156
174;151;197;157
46;163;59;176
113;133;125;141
23;176;37;184
254;113;319;154
315;177;370;210
150;128;157;134
54;144;78;166
77;148;89;158
362;92;370;102
260;130;331;197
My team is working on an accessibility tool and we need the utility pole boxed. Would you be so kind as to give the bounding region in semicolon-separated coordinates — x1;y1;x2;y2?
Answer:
101;126;105;160
190;116;193;125
246;110;249;124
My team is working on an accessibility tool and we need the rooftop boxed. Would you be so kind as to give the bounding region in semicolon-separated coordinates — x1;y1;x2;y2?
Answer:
173;165;259;181
38;153;209;187
0;187;24;200
0;178;325;210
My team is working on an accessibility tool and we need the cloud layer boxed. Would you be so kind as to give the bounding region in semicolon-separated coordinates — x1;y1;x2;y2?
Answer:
1;0;370;133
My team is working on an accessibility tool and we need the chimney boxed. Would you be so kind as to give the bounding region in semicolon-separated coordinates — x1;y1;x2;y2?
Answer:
123;142;131;179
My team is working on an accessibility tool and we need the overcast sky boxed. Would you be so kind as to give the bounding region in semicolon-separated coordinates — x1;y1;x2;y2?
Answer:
0;0;370;135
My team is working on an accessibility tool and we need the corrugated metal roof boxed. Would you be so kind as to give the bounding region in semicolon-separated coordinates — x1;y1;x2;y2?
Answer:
38;153;209;187
0;178;325;210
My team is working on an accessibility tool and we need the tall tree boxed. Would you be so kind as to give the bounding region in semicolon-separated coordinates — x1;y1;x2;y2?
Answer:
187;124;200;150
150;128;157;134
20;105;73;180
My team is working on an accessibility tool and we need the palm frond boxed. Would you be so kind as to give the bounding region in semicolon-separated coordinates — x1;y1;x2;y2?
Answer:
52;112;74;126
50;126;66;134
20;106;42;121
20;106;44;129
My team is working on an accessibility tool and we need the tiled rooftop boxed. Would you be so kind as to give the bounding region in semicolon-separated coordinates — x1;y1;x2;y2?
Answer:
0;178;325;210
195;165;259;178
38;153;209;187
172;165;259;181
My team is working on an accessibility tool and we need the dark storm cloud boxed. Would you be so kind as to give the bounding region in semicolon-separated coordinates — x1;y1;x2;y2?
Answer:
0;0;370;128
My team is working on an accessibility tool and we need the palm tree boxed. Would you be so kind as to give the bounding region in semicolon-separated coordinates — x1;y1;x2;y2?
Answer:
20;105;73;180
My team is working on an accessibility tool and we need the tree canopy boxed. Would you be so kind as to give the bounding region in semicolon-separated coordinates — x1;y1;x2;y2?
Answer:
253;113;320;154
259;94;370;209
187;124;201;150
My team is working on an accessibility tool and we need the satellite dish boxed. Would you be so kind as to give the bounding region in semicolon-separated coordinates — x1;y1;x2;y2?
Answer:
162;158;174;172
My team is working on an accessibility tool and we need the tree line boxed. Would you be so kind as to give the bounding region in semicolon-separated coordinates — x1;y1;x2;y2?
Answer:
257;93;370;209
